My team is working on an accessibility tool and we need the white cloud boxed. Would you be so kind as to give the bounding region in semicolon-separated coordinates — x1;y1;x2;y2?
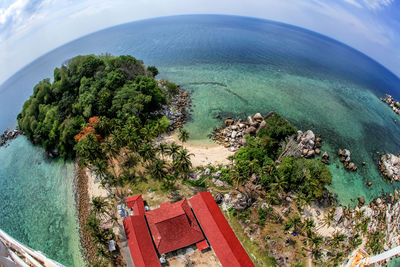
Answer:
341;0;395;10
362;0;394;10
68;2;112;19
0;0;29;24
342;0;364;8
294;0;392;47
0;0;50;41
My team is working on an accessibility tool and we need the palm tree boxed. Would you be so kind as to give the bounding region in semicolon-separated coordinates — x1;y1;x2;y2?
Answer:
323;208;335;227
303;218;315;234
157;143;169;159
121;154;139;169
168;142;181;160
138;142;156;164
173;148;193;178
149;158;168;181
270;175;288;198
85;213;100;235
118;168;137;187
91;196;110;218
348;234;363;250
286;215;303;234
330;231;346;248
103;137;120;159
308;232;323;250
90;159;110;181
178;128;189;144
75;133;103;166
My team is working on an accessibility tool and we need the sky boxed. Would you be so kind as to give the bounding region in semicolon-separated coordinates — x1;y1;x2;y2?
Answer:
0;0;399;84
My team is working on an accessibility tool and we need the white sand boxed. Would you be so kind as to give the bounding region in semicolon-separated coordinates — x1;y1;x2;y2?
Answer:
161;134;234;167
86;169;109;201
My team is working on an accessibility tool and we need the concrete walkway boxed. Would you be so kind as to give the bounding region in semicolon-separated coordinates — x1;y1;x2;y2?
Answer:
118;225;135;267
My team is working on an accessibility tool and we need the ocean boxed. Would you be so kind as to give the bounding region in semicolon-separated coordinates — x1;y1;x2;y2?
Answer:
1;15;399;266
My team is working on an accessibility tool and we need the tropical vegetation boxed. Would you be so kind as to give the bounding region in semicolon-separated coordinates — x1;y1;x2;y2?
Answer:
223;113;332;204
17;54;169;158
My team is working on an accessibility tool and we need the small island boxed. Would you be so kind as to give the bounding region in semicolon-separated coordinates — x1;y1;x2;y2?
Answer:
16;54;400;266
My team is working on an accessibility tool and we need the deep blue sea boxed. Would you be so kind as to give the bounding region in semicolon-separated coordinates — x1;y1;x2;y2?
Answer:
1;15;400;266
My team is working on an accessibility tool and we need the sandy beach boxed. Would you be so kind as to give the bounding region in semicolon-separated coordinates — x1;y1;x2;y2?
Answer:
86;169;109;200
161;133;234;167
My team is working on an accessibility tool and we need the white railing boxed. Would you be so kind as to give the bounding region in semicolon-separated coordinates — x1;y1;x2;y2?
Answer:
346;246;400;266
0;228;64;267
369;245;400;264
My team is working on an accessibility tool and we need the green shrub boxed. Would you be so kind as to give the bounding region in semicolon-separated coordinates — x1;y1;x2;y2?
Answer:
257;113;297;140
258;207;268;226
161;80;179;95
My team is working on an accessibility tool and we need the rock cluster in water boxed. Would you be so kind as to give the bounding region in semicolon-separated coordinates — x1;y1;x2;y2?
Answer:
0;128;23;148
379;153;400;182
338;148;358;171
381;94;400;116
296;130;322;158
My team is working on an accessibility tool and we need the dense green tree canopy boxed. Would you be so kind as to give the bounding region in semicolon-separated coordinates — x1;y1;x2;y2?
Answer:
18;55;168;158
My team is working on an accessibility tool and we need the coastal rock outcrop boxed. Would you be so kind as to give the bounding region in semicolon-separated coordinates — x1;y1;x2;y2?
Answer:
381;94;400;116
296;130;321;158
212;112;271;152
379;153;400;182
0;128;23;148
321;152;330;164
156;83;191;131
212;112;322;159
338;148;358;171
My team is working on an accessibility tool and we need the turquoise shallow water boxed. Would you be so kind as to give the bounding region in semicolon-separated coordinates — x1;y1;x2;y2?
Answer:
1;15;400;265
0;136;84;266
158;63;400;207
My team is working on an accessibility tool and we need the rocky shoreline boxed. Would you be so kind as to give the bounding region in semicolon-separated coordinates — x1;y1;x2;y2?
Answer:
0;128;23;148
379;153;400;183
74;162;97;264
381;94;400;118
157;82;192;130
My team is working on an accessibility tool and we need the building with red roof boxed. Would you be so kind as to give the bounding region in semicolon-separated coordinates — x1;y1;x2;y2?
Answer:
146;199;204;254
123;192;254;267
123;215;161;267
126;195;145;215
190;192;255;267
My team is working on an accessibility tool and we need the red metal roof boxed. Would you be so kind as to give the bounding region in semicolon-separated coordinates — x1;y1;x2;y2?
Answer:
126;195;145;215
146;199;205;254
123;215;161;267
196;240;209;251
190;192;255;267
